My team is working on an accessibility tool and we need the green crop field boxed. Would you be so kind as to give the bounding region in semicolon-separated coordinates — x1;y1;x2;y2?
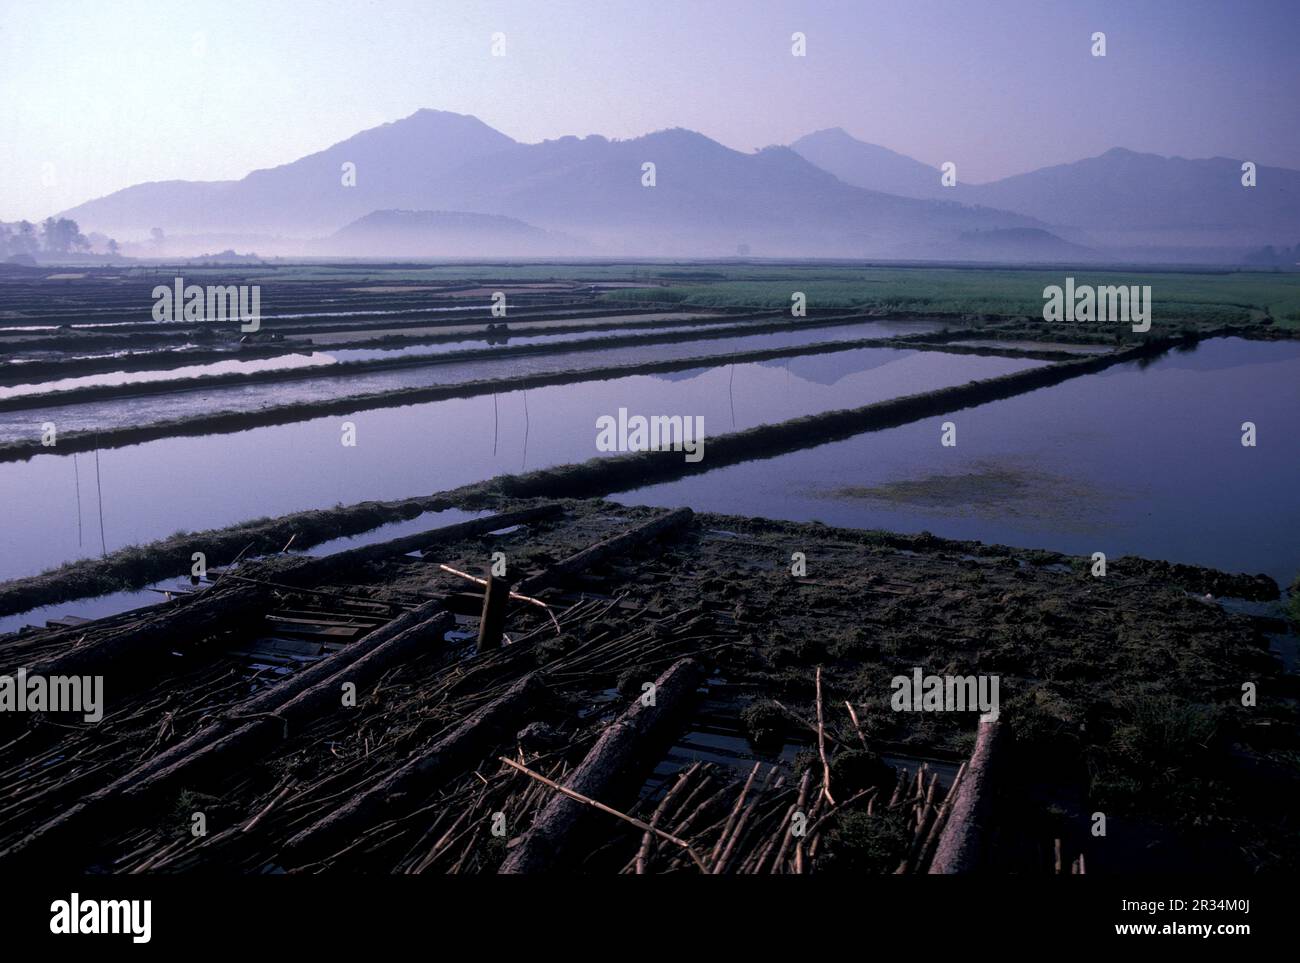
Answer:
111;260;1300;330
599;264;1300;330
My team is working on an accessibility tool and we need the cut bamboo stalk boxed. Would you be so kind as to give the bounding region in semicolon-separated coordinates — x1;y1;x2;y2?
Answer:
710;762;760;869
713;765;772;874
500;756;708;873
916;760;966;872
769;768;812;874
282;672;542;863
815;667;835;805
635;763;699;874
845;700;868;751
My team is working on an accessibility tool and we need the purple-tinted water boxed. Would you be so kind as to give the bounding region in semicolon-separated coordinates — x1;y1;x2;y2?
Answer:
615;338;1300;585
0;319;944;441
0;346;1038;581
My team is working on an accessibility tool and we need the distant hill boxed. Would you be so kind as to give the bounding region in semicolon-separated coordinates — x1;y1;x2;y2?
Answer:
962;147;1300;249
404;126;1045;257
52;108;1296;261
60;110;518;237
759;349;905;386
790;128;947;200
55;111;1045;258
791;128;1300;252
952;227;1096;262
326;209;576;257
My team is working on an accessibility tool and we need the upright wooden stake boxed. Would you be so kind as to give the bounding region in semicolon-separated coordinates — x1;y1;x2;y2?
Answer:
477;574;513;652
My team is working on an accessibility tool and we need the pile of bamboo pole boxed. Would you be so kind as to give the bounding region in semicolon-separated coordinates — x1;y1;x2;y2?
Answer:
3;594;724;873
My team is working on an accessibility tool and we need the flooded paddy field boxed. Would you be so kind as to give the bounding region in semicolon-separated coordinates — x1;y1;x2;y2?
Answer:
0;344;1043;580
0;352;333;399
0;317;955;443
0;272;711;374
616;337;1300;585
0;315;947;405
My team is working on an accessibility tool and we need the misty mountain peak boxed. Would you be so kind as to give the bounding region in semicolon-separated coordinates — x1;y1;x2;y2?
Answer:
629;127;724;148
790;127;944;200
800;127;856;143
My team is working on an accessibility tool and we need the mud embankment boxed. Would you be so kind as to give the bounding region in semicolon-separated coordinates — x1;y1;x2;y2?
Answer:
0;298;652;360
0;492;461;618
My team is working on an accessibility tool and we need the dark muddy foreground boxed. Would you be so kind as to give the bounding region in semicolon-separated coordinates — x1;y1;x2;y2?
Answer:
0;498;1294;874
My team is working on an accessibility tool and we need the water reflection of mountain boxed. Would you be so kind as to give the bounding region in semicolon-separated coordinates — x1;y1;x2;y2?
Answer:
647;366;713;384
1107;336;1300;375
757;349;911;386
646;348;911;387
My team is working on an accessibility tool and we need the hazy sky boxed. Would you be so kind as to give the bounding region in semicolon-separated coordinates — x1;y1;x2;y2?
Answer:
2;0;1297;221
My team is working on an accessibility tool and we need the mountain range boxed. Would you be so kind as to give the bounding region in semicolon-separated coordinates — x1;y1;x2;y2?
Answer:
790;127;1300;255
56;109;1299;263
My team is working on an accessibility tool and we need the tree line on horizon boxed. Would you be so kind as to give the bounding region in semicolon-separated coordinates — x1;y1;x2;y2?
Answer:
0;217;120;260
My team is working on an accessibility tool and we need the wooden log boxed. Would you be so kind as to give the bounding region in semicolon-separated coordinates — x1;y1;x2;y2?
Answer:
129;606;453;795
282;673;543;863
516;507;693;596
12;581;273;681
476;574;513;653
928;720;1002;874
0;608;453;869
499;657;703;874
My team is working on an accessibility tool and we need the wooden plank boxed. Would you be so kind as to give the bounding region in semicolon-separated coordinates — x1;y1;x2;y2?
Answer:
263;621;363;639
265;614;378;629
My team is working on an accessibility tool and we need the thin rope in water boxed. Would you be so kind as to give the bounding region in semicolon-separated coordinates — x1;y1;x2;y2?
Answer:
93;442;107;557
521;389;530;470
729;363;737;429
72;452;83;547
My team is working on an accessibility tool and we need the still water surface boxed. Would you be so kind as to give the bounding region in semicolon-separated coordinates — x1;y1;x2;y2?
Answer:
0;346;1035;581
615;338;1300;585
